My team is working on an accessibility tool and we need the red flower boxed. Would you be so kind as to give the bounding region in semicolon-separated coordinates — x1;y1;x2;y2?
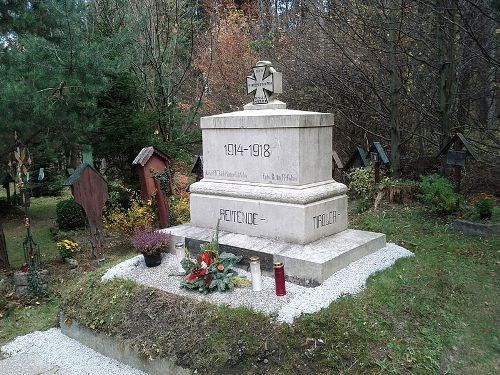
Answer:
21;264;28;273
199;252;214;266
186;267;207;283
217;264;225;271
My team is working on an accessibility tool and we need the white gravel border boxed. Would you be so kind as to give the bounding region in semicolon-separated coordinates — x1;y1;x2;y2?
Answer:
1;328;146;375
103;243;413;323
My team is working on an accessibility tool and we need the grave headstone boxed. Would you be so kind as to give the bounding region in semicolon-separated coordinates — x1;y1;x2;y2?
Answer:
132;147;172;228
167;61;386;286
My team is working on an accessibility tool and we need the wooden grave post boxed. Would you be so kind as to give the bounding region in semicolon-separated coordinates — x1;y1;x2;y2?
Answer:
64;164;108;259
437;133;477;194
343;147;369;172
368;142;390;183
0;222;9;270
132;147;172;228
332;150;344;181
191;155;204;182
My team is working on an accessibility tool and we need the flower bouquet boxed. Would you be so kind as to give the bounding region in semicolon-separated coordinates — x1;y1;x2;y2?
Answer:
180;224;248;293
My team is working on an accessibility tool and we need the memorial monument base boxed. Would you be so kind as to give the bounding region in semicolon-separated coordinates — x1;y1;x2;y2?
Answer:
165;225;386;287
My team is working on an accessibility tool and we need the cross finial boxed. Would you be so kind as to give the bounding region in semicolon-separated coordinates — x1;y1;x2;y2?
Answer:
246;61;282;105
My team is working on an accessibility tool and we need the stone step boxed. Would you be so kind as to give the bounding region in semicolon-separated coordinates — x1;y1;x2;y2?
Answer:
165;225;386;287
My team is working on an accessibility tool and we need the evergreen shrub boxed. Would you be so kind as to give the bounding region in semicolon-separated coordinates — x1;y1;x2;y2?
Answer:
419;175;460;214
56;198;86;230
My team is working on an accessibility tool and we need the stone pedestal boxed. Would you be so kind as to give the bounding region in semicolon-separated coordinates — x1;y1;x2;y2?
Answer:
168;225;385;286
190;180;347;244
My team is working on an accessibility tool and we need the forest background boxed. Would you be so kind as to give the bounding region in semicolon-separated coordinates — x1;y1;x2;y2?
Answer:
0;0;498;193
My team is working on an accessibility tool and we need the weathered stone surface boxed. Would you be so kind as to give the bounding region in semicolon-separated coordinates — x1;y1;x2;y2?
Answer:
65;258;79;269
164;225;386;286
13;271;27;286
453;219;500;237
60;314;191;375
190;179;347;204
15;285;27;297
15;269;49;286
201;125;333;186
200;108;334;129
190;192;348;244
15;283;48;297
243;100;286;111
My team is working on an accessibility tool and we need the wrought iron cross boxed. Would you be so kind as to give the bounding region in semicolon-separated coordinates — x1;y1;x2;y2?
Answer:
246;61;282;104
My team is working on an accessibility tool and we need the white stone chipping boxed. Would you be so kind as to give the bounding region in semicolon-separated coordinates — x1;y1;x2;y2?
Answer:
1;328;146;375
102;243;413;323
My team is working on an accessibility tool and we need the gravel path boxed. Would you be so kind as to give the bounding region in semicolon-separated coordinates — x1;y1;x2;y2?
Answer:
103;243;413;323
1;328;146;375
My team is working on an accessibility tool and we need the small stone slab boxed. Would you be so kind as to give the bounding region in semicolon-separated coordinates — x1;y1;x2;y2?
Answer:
165;225;386;286
453;219;500;237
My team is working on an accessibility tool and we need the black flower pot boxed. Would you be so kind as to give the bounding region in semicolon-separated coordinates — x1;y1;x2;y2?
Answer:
143;253;162;267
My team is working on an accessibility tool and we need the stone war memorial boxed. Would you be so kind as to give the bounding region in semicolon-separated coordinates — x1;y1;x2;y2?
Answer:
168;61;387;286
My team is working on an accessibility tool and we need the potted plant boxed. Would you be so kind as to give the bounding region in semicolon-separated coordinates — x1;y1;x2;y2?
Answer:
475;193;496;219
131;228;170;267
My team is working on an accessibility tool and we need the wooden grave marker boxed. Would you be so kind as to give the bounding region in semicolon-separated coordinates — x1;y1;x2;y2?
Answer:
437;133;477;193
132;147;172;228
64;163;108;259
368;142;390;183
344;147;369;172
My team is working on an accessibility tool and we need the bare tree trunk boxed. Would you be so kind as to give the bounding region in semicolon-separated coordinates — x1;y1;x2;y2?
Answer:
0;222;10;270
437;0;457;149
389;0;402;176
486;11;497;131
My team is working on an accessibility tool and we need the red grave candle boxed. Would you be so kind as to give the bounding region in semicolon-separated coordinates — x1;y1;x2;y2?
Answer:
273;261;286;296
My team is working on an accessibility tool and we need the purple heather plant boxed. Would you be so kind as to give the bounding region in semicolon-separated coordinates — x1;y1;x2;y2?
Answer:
131;228;171;256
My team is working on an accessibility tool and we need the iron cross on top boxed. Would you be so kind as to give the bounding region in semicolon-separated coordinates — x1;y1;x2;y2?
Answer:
246;61;282;104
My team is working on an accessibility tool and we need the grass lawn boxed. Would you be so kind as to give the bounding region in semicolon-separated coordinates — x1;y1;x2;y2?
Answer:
2;193;68;267
1;195;499;374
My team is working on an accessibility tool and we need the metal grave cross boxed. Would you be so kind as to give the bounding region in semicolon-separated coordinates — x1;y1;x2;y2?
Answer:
246;61;282;104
